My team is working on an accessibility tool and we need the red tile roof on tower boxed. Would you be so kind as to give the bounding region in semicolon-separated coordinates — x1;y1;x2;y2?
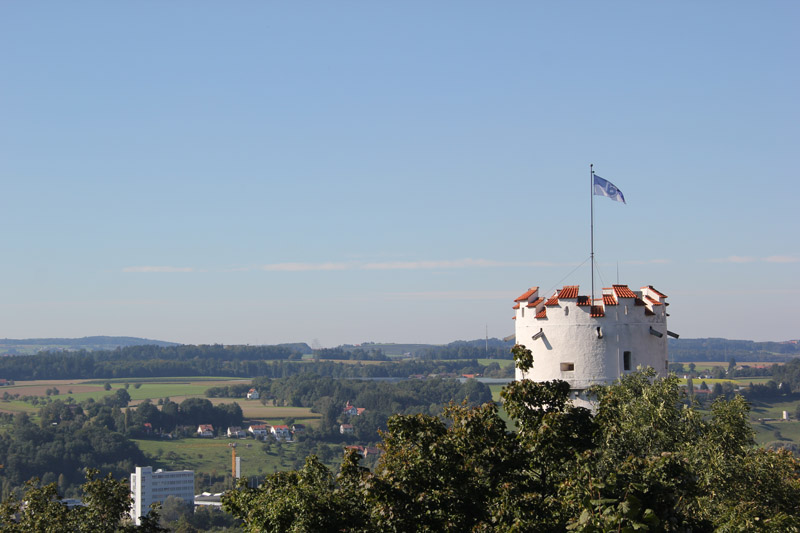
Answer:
512;303;520;310
535;308;547;319
526;297;544;308
643;285;667;298
576;295;590;306
590;306;605;317
603;294;618;305
558;286;579;299
514;287;539;302
645;296;664;306
544;294;560;306
612;285;637;298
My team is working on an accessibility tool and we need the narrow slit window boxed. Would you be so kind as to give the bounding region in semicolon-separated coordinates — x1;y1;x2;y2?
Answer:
623;351;631;371
560;362;575;371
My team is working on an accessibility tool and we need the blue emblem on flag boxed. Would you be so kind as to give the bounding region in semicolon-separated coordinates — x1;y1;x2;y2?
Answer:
593;174;626;204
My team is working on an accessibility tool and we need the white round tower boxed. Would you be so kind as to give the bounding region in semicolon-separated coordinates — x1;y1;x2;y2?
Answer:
513;284;671;407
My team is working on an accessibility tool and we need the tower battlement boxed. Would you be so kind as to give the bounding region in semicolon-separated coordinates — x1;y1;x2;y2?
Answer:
513;283;670;407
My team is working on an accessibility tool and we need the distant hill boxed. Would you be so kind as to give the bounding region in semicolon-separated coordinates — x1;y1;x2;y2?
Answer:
340;339;515;358
0;336;179;355
668;338;800;362
339;338;800;363
277;342;313;354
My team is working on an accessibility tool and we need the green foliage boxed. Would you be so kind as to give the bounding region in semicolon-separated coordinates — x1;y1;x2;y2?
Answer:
0;469;167;532
224;368;800;532
224;455;362;533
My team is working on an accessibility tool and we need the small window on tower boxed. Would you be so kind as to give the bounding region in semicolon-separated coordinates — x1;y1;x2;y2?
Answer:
623;351;631;371
521;308;524;318
564;306;569;316
560;362;575;371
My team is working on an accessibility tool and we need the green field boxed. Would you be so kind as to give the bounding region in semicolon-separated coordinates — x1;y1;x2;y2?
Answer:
134;437;346;481
753;420;800;446
0;378;311;420
488;384;505;402
134;437;277;478
476;358;515;368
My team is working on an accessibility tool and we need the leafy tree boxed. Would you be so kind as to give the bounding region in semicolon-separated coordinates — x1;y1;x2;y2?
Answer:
113;388;131;408
0;469;166;532
223;351;800;532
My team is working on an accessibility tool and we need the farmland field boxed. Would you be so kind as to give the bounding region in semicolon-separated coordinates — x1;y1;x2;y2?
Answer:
133;436;341;479
0;377;321;425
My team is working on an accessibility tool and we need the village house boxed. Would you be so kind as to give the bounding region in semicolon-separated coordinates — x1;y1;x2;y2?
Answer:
342;401;365;416
271;425;291;441
246;388;259;400
248;424;269;438
344;445;380;458
340;423;354;435
197;424;214;438
227;426;247;438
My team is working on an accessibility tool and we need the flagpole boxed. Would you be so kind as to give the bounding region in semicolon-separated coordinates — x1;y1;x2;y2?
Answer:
590;164;594;304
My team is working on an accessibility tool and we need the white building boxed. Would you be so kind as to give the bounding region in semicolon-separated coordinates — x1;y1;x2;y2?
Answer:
248;424;269;438
227;426;246;438
130;466;195;525
246;388;259;400
513;284;673;408
271;424;291;441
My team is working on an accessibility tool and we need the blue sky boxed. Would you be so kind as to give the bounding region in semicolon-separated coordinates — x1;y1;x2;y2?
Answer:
1;2;797;346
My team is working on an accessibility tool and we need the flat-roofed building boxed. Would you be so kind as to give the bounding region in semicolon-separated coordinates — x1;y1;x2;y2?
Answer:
130;466;194;525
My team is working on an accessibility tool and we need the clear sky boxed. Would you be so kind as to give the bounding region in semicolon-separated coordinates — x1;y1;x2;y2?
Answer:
1;2;797;347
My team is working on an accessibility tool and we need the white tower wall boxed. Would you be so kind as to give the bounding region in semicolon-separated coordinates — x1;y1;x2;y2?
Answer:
513;284;669;406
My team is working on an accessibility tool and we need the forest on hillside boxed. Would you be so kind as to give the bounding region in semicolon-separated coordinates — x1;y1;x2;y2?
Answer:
669;338;800;362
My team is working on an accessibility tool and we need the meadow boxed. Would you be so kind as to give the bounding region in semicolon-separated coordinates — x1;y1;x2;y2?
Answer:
131;436;340;479
0;377;320;424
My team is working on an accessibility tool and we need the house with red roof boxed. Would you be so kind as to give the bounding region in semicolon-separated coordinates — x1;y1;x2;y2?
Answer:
271;425;291;441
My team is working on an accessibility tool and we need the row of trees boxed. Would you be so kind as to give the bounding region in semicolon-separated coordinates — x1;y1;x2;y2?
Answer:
129;397;243;436
223;348;800;531
313;347;389;361
0;350;491;381
669;337;800;362
419;341;512;360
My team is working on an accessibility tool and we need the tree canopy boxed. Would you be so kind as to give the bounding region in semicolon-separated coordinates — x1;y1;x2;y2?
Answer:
224;345;800;532
0;470;165;532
